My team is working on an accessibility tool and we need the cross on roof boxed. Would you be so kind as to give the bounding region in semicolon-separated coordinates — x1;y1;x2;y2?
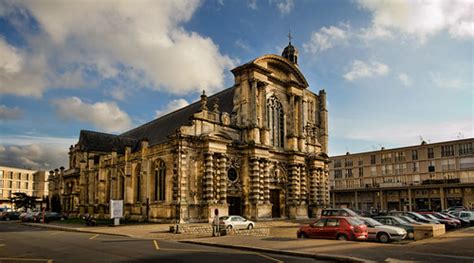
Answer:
288;29;292;44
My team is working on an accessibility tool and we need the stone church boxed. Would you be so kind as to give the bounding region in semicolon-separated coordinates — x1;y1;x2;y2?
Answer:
48;42;330;222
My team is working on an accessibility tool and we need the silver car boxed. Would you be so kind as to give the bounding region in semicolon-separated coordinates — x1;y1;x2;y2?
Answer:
361;217;407;243
219;215;255;230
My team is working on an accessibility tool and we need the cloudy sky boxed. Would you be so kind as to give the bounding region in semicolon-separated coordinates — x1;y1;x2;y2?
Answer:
0;0;472;170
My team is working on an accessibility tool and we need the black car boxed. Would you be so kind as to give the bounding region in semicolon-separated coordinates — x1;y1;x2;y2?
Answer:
405;212;440;224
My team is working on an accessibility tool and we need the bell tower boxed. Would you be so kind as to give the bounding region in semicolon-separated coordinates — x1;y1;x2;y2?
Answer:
282;31;298;64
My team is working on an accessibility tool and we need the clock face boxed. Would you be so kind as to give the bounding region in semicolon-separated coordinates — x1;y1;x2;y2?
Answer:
227;168;238;182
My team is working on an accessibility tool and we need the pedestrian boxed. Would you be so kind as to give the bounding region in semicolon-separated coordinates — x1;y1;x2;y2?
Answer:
212;208;220;237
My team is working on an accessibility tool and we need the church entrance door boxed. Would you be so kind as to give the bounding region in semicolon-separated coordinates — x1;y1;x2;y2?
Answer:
227;196;242;216
270;189;281;218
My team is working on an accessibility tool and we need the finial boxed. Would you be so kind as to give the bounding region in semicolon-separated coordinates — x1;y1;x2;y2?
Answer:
288;29;292;44
200;90;208;111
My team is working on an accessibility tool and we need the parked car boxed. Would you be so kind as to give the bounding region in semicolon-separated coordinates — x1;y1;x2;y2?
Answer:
397;215;423;225
450;211;474;226
297;216;368;241
374;216;415;239
43;212;66;223
320;208;359;218
219;215;255;230
0;211;20;221
419;212;459;229
360;217;407;243
441;212;470;227
442;206;467;213
19;211;35;222
405;212;440;224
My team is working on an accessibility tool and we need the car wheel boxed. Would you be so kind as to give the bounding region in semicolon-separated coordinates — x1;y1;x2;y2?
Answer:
6;217;10;221
408;232;414;239
337;234;348;241
299;232;308;239
226;225;233;230
247;224;254;230
378;233;390;243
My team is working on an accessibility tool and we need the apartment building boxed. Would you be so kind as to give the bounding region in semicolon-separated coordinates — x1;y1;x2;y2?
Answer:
329;138;474;212
0;166;48;209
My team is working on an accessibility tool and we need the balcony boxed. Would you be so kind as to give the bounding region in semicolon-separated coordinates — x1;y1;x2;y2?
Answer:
421;178;460;185
380;182;403;188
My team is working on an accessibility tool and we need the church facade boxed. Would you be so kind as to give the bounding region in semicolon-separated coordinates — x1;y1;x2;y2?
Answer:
48;43;330;222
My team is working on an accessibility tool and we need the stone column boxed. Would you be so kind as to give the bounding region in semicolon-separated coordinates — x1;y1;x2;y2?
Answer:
263;159;270;204
440;187;446;210
219;154;227;204
300;165;307;205
259;160;265;203
204;152;214;203
215;154;221;203
308;167;318;205
288;164;300;204
179;149;188;205
250;157;260;204
379;190;384;210
355;191;359;210
289;94;295;136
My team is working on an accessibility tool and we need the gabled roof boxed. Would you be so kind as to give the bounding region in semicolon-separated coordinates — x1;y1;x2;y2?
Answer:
78;130;139;153
121;86;235;146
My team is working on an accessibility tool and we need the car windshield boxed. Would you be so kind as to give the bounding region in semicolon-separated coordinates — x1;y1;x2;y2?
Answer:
393;217;408;224
363;217;383;226
219;216;229;220
401;216;417;223
346;217;364;226
434;213;447;219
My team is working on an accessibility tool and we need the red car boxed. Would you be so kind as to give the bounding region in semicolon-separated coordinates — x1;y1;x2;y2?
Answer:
297;216;368;241
418;212;460;229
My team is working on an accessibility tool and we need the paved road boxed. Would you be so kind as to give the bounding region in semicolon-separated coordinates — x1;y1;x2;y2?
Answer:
0;222;327;263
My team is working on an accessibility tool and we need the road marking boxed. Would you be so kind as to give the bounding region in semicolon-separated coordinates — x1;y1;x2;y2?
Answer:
153;240;160;250
89;234;99;240
255;252;283;263
49;231;62;236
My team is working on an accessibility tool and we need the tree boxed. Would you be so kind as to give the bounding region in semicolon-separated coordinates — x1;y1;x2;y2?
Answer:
10;192;38;211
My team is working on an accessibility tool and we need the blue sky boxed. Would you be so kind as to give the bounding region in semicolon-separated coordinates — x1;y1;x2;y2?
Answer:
0;0;472;170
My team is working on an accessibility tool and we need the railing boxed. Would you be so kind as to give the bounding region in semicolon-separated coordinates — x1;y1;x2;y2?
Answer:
421;178;460;185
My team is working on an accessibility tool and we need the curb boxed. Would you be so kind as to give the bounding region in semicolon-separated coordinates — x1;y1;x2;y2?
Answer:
21;223;133;238
180;240;375;263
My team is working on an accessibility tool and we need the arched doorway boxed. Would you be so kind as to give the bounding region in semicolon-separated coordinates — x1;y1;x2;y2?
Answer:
226;167;242;216
270;165;287;218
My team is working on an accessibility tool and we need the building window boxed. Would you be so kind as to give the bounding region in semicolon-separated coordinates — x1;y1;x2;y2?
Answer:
428;147;434;158
413;162;419;172
441;145;454;157
358;160;363;166
0;170;3;179
227;167;238;182
381;153;391;163
344;158;353;167
8;181;12;188
359;167;364;177
370;155;376;164
442;159;456;171
266;95;284;147
16;181;21;189
460;157;474;169
0;181;3;187
370;166;376;176
428;160;435;172
334;170;342;179
154;160;166;201
395;151;406;162
459;143;473;155
412;150;418;160
334;159;342;168
345;169;353;178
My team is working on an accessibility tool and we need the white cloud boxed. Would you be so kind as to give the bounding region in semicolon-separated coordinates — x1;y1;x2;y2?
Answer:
303;25;349;54
108;86;129;101
272;0;294;15
343;60;390;81
155;99;190;118
0;135;76;170
53;97;132;133
333;118;473;149
0;104;22;120
248;0;258;10
1;0;236;97
430;72;468;90
358;0;474;42
398;73;412;87
235;39;251;52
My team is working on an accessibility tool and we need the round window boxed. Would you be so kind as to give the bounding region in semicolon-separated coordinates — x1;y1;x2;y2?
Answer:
227;167;238;182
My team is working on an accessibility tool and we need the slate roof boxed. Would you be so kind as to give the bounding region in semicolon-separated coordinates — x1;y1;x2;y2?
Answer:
78;130;139;153
77;86;236;153
122;86;235;146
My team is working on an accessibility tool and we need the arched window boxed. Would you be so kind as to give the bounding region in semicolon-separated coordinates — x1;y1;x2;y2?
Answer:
266;95;285;147
154;160;166;201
